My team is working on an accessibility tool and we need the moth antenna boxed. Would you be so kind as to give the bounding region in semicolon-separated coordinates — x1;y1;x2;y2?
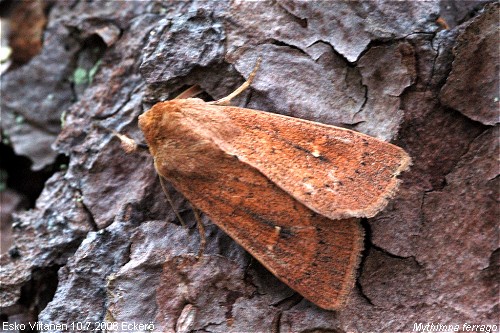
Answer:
175;85;204;100
192;207;206;259
159;175;186;227
212;57;262;106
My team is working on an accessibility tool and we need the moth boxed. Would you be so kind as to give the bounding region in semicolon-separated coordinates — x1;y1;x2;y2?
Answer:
136;62;411;310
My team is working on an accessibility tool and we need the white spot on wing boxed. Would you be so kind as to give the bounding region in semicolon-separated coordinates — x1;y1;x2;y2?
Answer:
325;170;339;193
330;136;353;144
303;182;315;194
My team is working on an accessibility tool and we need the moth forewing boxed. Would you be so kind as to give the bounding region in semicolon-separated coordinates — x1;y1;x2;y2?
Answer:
152;99;411;220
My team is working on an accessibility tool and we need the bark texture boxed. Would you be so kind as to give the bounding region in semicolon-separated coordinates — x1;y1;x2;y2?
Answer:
1;1;498;332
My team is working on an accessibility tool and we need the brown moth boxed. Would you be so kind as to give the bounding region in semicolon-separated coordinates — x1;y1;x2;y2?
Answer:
137;66;411;310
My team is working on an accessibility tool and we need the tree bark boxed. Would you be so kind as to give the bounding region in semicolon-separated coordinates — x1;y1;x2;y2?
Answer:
1;1;498;332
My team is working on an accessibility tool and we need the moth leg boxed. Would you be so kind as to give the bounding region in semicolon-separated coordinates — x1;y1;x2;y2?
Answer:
174;85;204;99
159;175;186;227
192;207;206;258
212;57;261;106
101;126;149;153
